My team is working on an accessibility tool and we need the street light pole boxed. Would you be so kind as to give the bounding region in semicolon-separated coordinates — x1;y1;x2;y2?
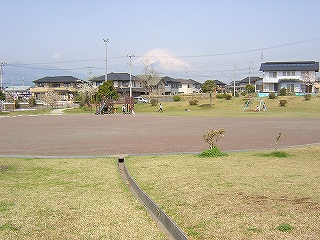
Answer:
127;55;135;98
103;39;109;81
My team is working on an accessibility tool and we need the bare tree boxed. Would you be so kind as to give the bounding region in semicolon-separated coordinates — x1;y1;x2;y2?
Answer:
139;60;159;96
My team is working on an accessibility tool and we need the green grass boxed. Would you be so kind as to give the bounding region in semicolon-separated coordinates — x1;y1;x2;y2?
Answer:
116;95;320;117
3;95;320;117
126;146;320;239
0;157;166;240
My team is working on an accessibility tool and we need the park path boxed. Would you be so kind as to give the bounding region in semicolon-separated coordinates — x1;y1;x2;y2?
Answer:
1;114;320;157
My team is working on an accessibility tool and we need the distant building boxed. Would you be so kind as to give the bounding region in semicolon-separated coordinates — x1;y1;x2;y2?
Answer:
258;61;319;93
30;76;83;100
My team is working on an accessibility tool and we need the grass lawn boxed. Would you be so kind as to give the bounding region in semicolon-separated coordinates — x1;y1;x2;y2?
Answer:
62;94;320;118
126;146;320;239
0;157;166;240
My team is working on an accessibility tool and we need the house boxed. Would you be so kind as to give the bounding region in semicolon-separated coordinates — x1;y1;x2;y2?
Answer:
4;86;32;101
163;76;180;95
136;75;166;95
90;72;145;97
175;78;201;94
213;80;227;92
237;76;262;92
30;76;84;100
258;61;319;93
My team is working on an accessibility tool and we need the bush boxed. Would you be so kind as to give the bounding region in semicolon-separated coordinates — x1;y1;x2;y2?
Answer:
304;94;311;100
189;99;198;105
225;94;232;100
198;146;228;157
173;95;181;101
268;93;276;99
241;92;247;96
150;98;157;106
279;99;287;106
28;97;36;107
216;93;232;100
279;88;287;96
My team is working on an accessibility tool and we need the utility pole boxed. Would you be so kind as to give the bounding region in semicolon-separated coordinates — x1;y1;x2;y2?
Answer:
127;55;135;98
0;61;5;90
103;39;109;81
233;64;236;97
248;61;253;84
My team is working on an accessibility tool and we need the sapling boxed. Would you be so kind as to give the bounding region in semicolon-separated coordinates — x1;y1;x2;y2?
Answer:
203;129;225;149
276;132;287;151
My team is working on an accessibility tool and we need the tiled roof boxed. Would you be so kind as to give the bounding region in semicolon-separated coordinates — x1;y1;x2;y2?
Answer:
33;76;81;83
90;73;138;82
260;61;319;72
240;76;262;84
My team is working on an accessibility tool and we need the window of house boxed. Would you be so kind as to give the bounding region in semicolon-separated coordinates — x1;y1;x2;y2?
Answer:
287;84;294;92
37;83;44;87
64;83;70;87
269;72;277;78
52;83;60;87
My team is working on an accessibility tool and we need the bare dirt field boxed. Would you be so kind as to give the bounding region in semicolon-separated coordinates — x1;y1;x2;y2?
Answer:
1;114;320;157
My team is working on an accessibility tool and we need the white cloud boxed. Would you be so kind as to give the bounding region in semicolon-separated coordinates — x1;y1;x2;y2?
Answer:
52;53;61;59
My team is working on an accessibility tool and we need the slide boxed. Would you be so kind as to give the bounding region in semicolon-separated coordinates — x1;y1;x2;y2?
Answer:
95;102;106;115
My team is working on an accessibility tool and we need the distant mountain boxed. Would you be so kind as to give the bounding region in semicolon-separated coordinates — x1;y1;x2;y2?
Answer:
134;48;191;73
2;62;87;87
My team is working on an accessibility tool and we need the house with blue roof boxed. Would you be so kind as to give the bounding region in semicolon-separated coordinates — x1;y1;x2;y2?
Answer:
257;61;319;94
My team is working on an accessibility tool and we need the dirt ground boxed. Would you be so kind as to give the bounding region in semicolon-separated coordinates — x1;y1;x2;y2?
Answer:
1;113;320;157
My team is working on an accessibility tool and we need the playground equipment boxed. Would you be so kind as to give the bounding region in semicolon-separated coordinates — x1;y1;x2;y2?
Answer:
243;98;266;111
95;95;134;115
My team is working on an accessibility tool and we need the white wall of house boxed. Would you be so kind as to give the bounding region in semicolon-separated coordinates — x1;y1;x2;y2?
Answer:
179;83;193;94
261;70;316;93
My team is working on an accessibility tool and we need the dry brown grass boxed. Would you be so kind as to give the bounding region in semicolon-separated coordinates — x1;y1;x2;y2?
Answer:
0;157;166;239
126;146;320;239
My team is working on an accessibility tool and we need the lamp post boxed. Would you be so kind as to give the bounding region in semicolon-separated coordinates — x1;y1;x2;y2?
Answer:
127;55;135;98
103;39;109;81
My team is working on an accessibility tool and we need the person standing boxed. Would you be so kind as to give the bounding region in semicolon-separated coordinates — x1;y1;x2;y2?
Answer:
158;103;163;112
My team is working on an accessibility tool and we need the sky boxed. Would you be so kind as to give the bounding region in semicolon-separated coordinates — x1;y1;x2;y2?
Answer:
1;0;320;85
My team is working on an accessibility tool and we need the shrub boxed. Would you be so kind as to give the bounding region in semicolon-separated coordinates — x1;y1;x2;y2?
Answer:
241;92;247;96
79;101;86;107
276;223;294;232
279;99;287;106
268;93;276;99
150;98;157;106
225;94;232;100
198;146;228;157
189;99;198;105
304;94;311;100
173;95;181;101
279;87;287;96
28;97;36;107
216;93;225;99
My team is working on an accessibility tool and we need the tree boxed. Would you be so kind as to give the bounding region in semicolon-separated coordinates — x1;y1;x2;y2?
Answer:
78;82;97;105
97;80;118;101
245;84;255;94
139;60;159;96
201;80;216;106
0;90;5;101
41;91;61;108
203;129;225;150
301;71;315;93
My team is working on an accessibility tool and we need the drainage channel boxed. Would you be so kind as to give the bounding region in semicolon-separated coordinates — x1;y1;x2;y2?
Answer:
117;157;188;240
